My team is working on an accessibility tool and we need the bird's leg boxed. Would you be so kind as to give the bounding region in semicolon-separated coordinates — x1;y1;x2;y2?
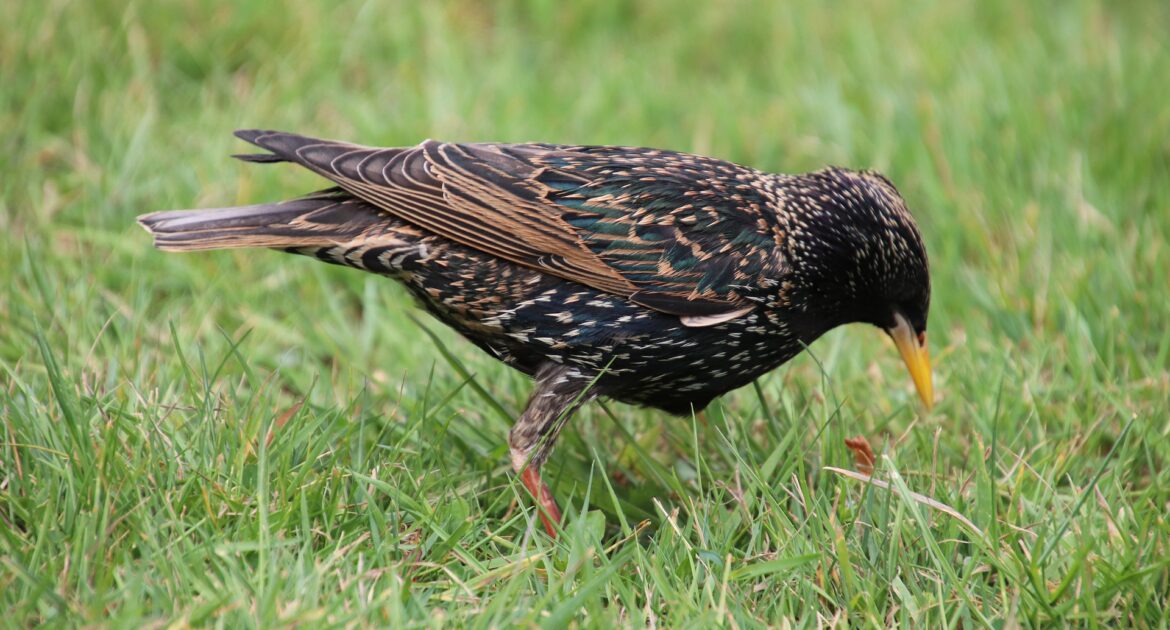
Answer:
509;364;595;537
519;466;562;537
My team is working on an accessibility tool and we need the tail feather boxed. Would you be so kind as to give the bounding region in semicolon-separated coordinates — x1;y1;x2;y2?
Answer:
137;190;382;252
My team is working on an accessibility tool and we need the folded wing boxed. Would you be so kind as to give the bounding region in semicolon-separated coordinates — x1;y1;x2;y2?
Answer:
234;130;786;325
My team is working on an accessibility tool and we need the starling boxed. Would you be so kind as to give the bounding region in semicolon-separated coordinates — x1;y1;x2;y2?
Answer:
139;130;933;536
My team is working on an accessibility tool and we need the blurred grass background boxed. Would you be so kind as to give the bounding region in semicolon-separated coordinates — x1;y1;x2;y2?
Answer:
2;0;1169;626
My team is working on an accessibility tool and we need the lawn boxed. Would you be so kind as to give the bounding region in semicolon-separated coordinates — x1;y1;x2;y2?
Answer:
2;0;1169;626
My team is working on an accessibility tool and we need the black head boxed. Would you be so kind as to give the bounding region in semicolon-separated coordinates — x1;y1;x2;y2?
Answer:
779;167;931;341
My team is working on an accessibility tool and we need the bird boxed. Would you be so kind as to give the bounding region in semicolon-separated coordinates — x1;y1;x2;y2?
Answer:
138;129;934;537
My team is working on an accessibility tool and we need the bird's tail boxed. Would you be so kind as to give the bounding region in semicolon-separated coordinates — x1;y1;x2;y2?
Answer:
137;189;381;252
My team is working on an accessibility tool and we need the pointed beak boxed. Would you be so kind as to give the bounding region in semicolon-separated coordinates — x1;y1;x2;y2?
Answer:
887;313;934;410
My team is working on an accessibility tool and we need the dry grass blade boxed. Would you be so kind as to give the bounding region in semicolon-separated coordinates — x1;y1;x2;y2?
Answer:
824;466;985;538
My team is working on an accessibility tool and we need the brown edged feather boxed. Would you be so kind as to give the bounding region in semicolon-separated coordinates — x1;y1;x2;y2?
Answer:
231;130;791;323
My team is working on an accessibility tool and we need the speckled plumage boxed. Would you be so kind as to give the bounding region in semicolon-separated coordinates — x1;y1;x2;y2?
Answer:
139;130;932;535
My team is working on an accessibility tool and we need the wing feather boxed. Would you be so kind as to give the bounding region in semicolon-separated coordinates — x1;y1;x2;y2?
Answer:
235;130;786;324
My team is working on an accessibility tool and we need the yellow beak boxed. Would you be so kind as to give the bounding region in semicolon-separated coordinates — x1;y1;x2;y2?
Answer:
888;313;934;410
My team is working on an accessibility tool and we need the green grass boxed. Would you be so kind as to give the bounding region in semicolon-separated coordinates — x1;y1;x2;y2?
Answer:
3;0;1169;626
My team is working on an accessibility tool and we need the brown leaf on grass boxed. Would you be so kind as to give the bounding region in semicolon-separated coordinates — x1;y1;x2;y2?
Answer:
265;402;303;448
844;436;875;475
400;528;425;584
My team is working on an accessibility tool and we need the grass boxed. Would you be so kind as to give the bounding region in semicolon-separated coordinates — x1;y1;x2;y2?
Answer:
2;0;1169;626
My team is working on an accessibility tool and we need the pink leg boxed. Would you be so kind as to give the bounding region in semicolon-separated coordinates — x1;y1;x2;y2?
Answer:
519;466;563;537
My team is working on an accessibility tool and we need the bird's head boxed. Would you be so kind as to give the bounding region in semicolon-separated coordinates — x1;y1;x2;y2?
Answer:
779;167;933;409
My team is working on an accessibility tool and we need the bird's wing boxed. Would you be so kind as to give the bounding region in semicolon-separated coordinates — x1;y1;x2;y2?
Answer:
235;131;786;325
